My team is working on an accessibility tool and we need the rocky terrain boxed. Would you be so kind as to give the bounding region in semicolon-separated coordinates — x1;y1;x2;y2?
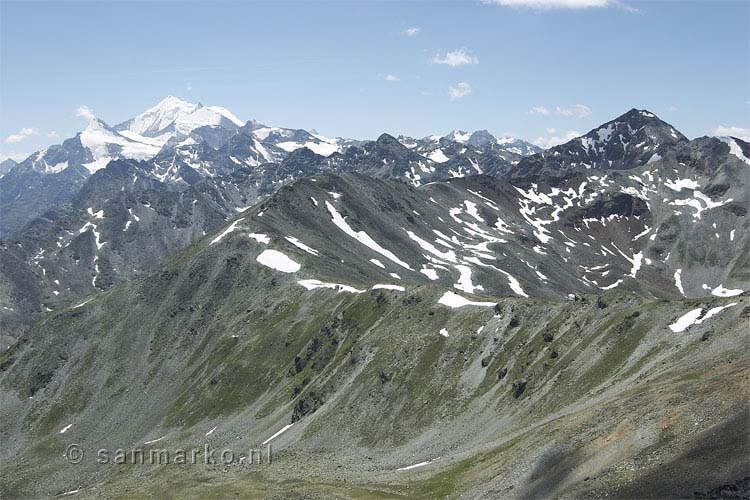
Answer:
0;104;747;499
0;96;538;238
0;98;541;343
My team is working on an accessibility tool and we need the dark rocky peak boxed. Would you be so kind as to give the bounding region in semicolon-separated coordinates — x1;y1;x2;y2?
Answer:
571;108;687;156
188;125;238;150
72;159;154;208
240;119;268;133
284;146;325;164
276;147;331;178
467;129;496;148
350;133;421;162
0;159;17;176
15;134;93;174
396;135;418;148
375;133;404;148
154;135;218;162
438;139;478;156
511;108;691;185
610;108;687;141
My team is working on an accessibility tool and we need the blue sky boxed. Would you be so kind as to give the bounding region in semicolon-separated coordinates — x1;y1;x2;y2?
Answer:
1;0;747;160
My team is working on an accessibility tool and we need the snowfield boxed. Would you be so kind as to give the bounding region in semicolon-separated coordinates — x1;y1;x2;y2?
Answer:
257;249;301;273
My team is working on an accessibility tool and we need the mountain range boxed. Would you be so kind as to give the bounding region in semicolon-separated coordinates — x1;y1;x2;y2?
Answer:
0;99;748;499
0;96;539;238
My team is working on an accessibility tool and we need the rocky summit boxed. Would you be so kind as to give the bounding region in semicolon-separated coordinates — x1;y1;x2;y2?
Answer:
0;102;748;500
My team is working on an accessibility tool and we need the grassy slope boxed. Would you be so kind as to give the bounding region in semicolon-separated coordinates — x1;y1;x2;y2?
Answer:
0;250;747;499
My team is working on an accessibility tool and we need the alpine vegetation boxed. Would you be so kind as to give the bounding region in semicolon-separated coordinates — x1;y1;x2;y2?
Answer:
1;2;748;499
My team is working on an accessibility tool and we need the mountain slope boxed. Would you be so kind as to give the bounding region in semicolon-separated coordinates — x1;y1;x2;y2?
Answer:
0;99;546;238
0;158;268;344
223;140;746;302
398;130;541;180
0;159;18;176
0;98;245;237
510;108;689;185
2;130;746;347
0;171;746;498
404;130;542;158
114;95;243;140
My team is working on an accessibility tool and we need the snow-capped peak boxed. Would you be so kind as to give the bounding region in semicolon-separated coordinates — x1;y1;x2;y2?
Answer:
172;105;243;136
79;116;161;173
445;130;472;144
114;96;244;142
202;105;244;127
84;117;111;132
119;96;200;138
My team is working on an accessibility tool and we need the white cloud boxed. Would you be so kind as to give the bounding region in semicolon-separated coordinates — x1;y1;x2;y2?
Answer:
529;104;591;118
448;82;472;100
529;106;551;116
47;131;58;138
4;127;38;143
711;126;750;142
385;74;401;82
483;0;639;12
483;0;611;8
76;105;96;121
403;27;421;36
546;127;557;134
433;49;479;67
533;130;581;148
666;105;678;112
0;151;28;162
555;104;592;118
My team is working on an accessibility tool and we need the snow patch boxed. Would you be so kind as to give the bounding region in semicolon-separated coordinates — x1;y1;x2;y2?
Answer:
674;269;685;296
420;267;439;280
669;303;737;332
669;308;703;333
298;280;364;293
373;284;405;291
454;264;482;294
262;424;294;445
397;459;436;471
257;249;301;273
428;149;449;163
249;233;270;244
664;178;699;191
210;218;244;245
326;201;412;270
711;284;743;297
438;291;495;308
720;137;750;165
285;236;319;255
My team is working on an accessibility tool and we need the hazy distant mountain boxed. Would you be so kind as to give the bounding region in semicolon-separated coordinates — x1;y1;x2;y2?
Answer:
0;159;17;176
1;97;552;238
400;129;541;163
113;95;243;140
0;97;247;236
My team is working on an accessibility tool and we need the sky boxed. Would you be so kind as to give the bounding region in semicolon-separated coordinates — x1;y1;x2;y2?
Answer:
1;0;748;161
